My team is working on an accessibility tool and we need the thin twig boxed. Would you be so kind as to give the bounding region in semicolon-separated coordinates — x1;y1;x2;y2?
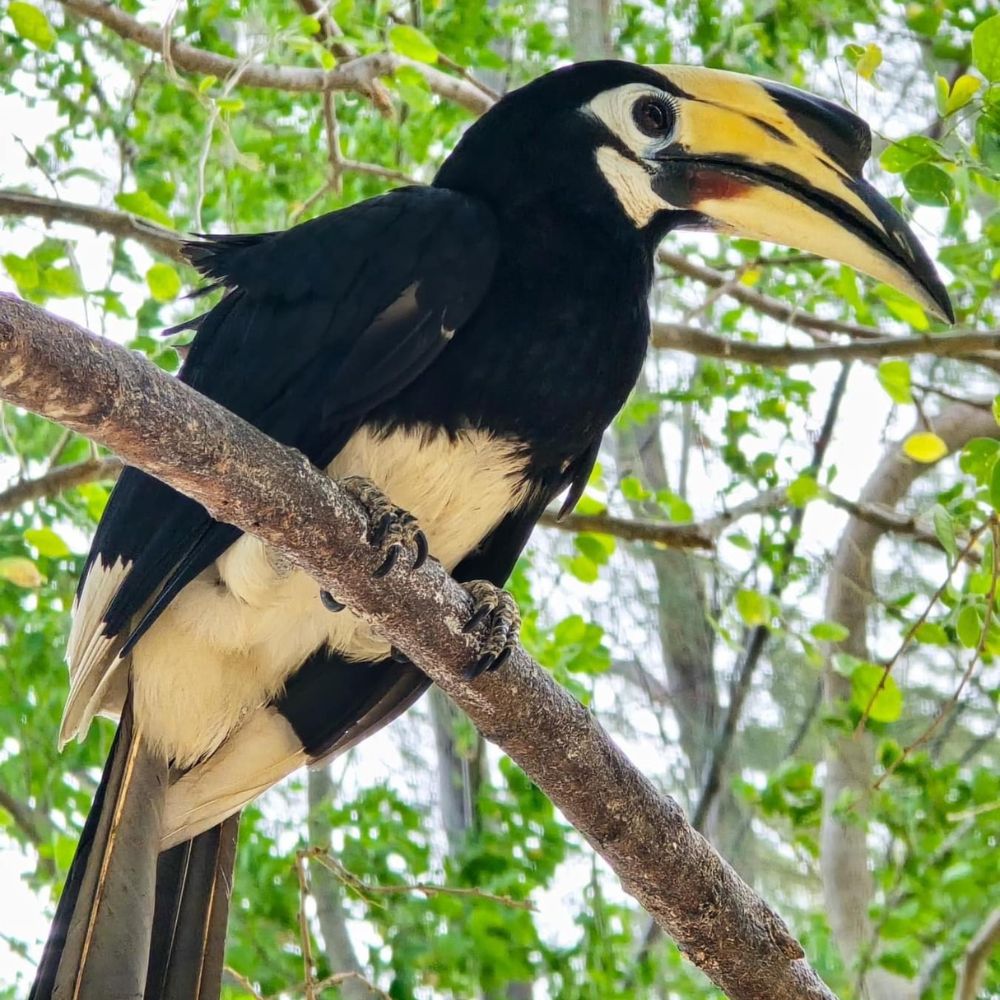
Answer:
855;516;992;736
305;848;535;911
58;0;493;114
873;516;999;788
295;853;318;1000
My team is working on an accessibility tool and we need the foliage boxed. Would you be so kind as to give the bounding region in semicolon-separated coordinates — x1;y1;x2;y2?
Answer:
1;0;999;997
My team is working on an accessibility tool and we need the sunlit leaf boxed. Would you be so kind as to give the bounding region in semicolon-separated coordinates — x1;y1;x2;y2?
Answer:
902;432;948;463
877;359;913;404
146;263;182;302
389;24;438;63
810;621;850;642
8;1;56;50
850;664;903;723
972;12;1000;83
24;527;70;558
0;556;44;588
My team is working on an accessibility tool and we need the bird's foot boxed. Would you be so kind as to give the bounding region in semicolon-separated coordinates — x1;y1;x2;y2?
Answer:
319;479;428;610
319;478;428;610
461;581;520;679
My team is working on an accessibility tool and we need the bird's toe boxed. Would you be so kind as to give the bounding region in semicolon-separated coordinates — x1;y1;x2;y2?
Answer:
461;581;520;679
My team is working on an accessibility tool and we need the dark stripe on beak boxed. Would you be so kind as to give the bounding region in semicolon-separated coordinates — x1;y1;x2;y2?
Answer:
762;82;872;176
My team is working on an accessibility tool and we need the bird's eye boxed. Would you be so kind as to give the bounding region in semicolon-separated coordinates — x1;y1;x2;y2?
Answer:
633;96;674;138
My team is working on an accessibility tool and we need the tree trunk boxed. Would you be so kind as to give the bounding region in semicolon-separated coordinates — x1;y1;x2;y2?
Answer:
821;403;1000;1000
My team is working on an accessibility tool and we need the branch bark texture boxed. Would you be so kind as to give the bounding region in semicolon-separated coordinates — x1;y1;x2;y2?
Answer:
0;294;838;999
58;0;493;114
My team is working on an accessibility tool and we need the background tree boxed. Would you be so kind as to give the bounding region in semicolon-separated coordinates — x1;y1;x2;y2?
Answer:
0;0;998;998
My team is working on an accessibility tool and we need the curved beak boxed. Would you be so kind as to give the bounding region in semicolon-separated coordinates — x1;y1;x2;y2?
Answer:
648;66;954;323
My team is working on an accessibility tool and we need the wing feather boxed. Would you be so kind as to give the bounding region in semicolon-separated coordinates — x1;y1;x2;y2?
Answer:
65;187;498;744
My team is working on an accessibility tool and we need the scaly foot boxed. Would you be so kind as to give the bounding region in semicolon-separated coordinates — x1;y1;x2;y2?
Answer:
462;580;521;678
319;476;428;611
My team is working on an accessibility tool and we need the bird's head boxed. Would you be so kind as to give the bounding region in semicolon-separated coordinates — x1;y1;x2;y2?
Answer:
435;61;953;323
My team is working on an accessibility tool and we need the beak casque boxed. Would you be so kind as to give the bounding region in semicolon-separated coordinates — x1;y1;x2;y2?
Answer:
647;65;954;323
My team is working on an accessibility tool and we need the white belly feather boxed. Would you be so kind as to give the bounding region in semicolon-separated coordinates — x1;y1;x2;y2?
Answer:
122;425;529;765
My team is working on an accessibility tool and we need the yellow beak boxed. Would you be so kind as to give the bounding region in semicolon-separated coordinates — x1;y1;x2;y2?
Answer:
648;66;953;322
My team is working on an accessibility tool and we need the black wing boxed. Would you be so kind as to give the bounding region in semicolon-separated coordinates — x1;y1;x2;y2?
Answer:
63;186;498;742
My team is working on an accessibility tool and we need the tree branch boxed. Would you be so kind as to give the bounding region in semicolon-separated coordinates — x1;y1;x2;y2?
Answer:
954;905;1000;1000
657;249;891;341
0;456;122;515
651;321;1000;366
0;190;186;261
0;293;838;1000
58;0;493;115
6;190;996;374
539;509;714;548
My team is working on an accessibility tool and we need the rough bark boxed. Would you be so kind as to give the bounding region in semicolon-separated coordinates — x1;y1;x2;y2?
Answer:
821;403;1000;1000
58;0;491;114
0;294;839;1000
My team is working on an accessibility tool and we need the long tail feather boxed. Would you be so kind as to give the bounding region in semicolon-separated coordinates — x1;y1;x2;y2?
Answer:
144;814;240;1000
31;702;167;1000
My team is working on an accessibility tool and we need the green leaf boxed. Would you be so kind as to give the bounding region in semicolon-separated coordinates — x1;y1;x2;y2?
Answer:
932;504;957;561
24;527;70;558
787;473;820;506
41;266;82;298
956;604;982;649
735;589;770;627
146;262;182;302
811;621;850;642
877;359;913;404
902;432;948;463
993;394;1000;427
217;97;245;114
851;664;903;723
855;43;882;80
945;74;981;115
565;555;598;583
879;136;940;173
990;458;1000;511
972;13;1000;83
8;2;56;50
0;556;43;588
2;253;39;293
877;285;929;330
114;191;173;228
914;621;949;645
388;24;438;63
904;163;953;206
620;475;650;501
934;74;950;116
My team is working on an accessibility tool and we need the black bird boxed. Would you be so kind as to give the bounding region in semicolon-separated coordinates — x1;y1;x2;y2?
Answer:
33;60;952;1000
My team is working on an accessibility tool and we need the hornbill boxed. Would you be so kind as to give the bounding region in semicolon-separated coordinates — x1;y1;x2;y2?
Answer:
33;60;952;999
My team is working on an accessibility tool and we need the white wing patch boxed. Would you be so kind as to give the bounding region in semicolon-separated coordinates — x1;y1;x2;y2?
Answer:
160;707;305;849
128;425;530;769
60;555;132;748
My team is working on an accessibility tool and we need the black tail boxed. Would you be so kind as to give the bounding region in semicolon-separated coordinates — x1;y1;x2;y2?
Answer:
144;814;240;1000
31;704;239;1000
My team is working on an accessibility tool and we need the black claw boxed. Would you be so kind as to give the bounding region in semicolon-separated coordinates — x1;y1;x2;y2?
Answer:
389;646;409;663
413;531;429;569
320;590;346;612
490;646;513;672
371;511;394;547
463;606;491;634
373;543;400;578
465;654;494;680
